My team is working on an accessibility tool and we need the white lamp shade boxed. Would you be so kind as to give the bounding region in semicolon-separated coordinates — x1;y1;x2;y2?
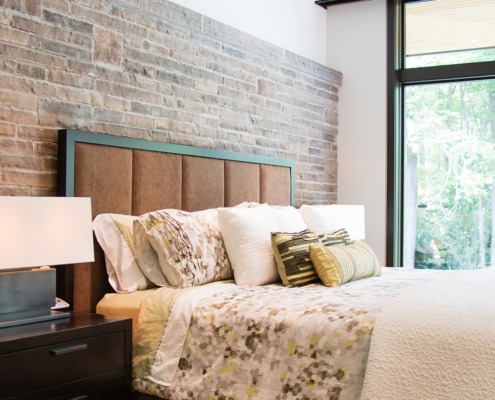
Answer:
0;197;94;270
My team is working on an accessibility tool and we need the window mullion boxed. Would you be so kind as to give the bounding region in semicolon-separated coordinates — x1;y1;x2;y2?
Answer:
400;61;495;85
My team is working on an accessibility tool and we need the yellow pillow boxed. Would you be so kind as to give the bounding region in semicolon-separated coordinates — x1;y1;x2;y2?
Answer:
309;241;381;287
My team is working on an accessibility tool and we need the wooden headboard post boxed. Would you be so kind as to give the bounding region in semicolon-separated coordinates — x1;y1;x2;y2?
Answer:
57;129;295;312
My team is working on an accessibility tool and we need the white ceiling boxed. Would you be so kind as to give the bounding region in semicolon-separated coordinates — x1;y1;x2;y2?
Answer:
406;0;495;55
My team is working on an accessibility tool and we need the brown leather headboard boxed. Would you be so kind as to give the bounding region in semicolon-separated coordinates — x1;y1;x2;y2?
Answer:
57;129;295;312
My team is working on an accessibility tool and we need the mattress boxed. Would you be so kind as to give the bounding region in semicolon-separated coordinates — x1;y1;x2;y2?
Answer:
96;288;158;335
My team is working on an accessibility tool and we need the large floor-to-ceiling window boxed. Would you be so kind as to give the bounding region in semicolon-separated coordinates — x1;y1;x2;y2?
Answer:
389;0;495;269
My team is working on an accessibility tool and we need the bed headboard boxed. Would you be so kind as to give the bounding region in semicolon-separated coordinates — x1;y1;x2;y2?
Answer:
57;129;295;312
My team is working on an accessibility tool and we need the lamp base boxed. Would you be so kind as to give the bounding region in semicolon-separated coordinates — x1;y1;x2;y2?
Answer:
0;309;70;329
0;268;68;329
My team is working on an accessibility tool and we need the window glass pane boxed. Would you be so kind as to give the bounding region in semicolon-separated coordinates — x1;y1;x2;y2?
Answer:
404;79;495;269
405;0;495;68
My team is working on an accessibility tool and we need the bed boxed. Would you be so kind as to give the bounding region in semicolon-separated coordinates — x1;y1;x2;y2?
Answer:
57;129;495;400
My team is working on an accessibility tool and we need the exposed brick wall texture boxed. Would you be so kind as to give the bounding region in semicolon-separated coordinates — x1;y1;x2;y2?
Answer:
0;0;342;205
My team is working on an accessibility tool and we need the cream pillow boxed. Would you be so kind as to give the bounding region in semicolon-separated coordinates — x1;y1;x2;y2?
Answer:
218;204;279;286
93;214;152;293
298;204;365;240
270;205;307;232
244;203;307;232
309;240;381;287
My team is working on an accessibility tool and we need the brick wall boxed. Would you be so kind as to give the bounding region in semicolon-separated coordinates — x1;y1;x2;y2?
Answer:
0;0;342;205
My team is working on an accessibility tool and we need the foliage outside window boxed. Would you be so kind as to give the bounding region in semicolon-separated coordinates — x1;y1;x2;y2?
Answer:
404;78;495;270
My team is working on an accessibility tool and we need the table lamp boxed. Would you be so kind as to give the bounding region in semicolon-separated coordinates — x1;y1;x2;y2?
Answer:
0;196;94;328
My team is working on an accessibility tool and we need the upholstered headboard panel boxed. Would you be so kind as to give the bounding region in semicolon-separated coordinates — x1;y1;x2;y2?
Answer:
57;129;295;312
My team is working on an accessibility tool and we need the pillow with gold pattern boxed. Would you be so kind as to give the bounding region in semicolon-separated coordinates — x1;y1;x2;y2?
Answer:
93;213;153;293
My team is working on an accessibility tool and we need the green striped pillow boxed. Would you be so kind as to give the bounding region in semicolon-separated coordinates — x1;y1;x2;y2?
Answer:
309;240;381;287
271;229;350;287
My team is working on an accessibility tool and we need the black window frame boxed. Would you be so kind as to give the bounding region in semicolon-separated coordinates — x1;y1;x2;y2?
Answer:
386;0;495;267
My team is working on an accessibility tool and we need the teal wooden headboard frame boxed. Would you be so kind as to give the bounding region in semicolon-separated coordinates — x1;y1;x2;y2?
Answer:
57;129;295;309
58;129;295;205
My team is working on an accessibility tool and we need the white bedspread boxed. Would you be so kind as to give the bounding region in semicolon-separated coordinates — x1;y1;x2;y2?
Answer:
361;267;495;400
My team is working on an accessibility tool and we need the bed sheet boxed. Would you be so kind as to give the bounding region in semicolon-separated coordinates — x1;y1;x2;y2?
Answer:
132;268;444;400
96;288;158;335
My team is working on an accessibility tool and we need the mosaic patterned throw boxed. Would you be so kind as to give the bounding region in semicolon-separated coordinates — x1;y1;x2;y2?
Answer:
133;268;444;399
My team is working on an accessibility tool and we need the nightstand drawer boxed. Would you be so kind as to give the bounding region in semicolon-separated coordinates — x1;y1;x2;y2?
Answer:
0;331;125;399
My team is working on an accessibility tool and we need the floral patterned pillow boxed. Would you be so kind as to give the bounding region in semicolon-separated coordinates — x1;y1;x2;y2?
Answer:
134;208;232;288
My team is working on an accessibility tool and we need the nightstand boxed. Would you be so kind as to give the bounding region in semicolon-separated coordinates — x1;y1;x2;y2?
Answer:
0;313;132;400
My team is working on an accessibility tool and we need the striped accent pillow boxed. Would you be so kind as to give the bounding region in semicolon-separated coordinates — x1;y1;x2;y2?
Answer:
309;240;381;287
325;228;354;246
271;229;350;287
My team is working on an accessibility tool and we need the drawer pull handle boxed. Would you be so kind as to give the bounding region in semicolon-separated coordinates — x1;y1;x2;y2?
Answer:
49;343;88;356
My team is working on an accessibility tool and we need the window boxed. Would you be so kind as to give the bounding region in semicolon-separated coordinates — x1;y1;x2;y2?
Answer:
388;0;495;269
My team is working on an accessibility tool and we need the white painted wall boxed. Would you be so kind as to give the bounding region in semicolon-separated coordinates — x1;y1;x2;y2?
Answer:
168;0;327;64
168;0;389;264
326;0;388;265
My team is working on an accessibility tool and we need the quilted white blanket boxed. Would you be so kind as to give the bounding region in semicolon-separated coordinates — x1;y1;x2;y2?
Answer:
361;267;495;400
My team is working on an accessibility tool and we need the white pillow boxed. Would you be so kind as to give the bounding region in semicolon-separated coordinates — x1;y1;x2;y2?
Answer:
93;214;151;293
298;204;365;240
244;203;307;232
270;205;307;232
218;204;279;286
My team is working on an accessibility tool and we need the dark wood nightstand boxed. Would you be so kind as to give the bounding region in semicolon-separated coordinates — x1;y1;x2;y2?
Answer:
0;313;132;400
